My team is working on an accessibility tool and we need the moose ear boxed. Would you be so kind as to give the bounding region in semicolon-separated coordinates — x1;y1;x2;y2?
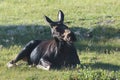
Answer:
45;16;53;25
58;10;64;22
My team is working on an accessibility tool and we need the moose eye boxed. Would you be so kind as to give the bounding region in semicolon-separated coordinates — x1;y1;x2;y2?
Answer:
55;27;64;33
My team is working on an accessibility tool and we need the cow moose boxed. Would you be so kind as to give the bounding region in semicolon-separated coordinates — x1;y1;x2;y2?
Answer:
7;10;80;70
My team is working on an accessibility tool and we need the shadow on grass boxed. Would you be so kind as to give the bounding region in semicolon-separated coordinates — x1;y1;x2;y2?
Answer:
71;26;120;53
82;62;120;71
0;25;51;47
92;62;120;71
0;25;120;71
0;25;120;53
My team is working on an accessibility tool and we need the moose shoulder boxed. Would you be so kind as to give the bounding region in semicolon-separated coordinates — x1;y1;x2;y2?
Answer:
7;10;80;70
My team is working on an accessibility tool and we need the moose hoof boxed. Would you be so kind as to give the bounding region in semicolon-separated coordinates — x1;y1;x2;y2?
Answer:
7;62;16;68
36;65;50;71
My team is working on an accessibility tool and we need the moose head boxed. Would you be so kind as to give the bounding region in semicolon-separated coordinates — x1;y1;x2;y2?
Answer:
45;10;76;43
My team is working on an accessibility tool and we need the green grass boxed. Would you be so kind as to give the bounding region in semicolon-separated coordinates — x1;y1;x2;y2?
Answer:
1;47;120;80
0;0;120;80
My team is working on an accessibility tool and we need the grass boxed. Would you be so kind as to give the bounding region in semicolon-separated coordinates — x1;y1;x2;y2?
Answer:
0;0;120;80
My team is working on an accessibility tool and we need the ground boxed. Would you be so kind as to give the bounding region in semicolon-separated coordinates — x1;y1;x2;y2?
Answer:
0;0;120;80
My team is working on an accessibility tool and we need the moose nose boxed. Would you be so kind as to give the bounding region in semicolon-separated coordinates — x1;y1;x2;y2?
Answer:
64;29;71;34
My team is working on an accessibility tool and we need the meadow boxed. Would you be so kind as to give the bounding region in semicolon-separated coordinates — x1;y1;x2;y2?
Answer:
0;0;120;80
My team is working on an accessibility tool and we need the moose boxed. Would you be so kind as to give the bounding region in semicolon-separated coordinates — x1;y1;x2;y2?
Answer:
7;10;80;70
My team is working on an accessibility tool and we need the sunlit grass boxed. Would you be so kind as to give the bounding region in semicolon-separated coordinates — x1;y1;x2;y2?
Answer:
0;0;120;28
0;46;120;80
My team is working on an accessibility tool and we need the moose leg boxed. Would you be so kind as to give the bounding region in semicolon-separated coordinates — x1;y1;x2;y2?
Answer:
7;40;41;68
36;58;51;70
64;45;80;68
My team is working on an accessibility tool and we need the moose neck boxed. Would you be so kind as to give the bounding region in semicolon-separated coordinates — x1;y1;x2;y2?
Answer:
54;37;65;46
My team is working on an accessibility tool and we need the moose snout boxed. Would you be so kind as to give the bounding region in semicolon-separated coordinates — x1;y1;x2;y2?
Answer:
62;29;72;42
